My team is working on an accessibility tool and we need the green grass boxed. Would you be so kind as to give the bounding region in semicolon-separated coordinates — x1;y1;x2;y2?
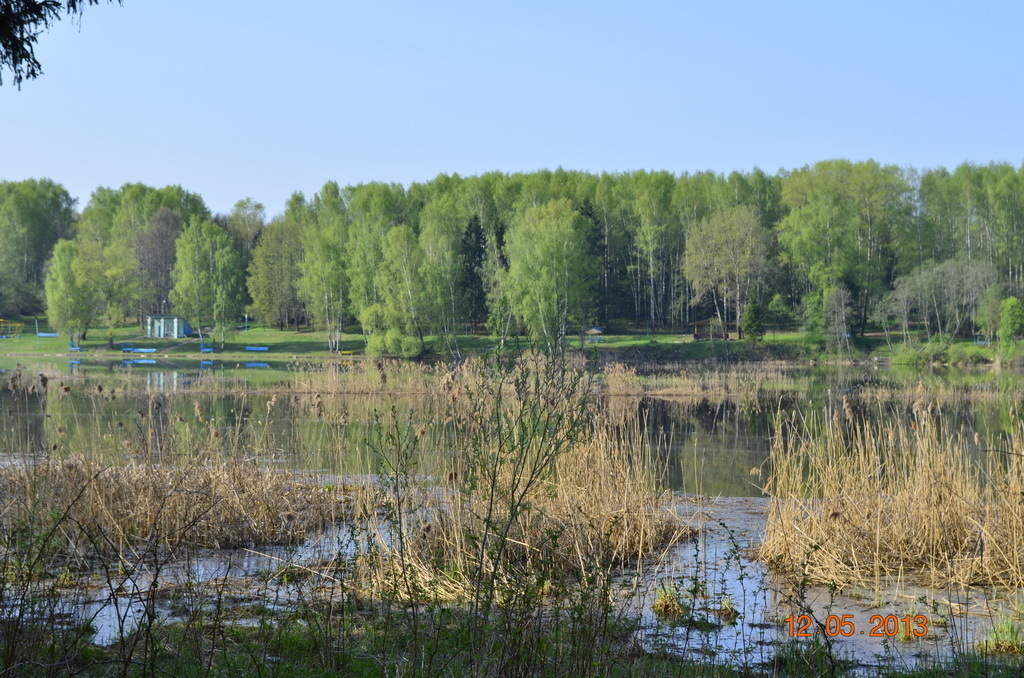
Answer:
22;610;1024;677
3;317;1019;369
22;609;741;678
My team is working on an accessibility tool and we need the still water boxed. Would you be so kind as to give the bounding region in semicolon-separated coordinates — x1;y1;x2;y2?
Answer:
3;359;1022;496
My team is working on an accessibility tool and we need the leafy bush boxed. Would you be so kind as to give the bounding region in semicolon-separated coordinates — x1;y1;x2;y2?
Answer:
947;342;994;365
365;333;388;356
398;334;423;358
365;330;422;357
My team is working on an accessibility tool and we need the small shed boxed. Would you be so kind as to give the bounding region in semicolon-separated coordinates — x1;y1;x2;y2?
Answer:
692;318;733;341
146;315;191;339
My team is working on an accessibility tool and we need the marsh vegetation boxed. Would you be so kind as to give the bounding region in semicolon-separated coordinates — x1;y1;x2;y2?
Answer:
2;357;1024;675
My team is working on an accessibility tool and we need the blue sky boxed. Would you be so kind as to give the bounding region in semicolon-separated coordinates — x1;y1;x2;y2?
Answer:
2;1;1022;216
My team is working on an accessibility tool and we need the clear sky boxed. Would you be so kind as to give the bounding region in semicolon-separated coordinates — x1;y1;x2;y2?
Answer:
2;1;1022;216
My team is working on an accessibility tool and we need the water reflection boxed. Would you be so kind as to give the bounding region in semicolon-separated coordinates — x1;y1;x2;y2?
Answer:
2;364;1024;496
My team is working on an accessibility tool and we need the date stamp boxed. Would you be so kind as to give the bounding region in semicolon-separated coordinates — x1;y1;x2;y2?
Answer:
785;614;929;638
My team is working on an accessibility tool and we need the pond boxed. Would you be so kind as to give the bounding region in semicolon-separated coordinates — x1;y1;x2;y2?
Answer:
2;358;1024;672
4;359;1022;492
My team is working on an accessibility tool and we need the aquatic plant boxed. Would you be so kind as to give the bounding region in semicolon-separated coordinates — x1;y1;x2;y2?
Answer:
760;407;1024;589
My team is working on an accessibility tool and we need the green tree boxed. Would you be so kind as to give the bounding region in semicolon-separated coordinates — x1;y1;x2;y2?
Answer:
767;293;791;335
43;239;96;340
504;199;595;350
297;182;348;351
77;183;208;246
73;182;209;319
683;204;769;330
247;195;306;330
780;160;911;333
0;178;76;313
465;172;520;346
672;171;730;326
170;217;244;346
74;238;142;346
345;183;407;334
364;225;426;356
630;171;675;331
225;197;266;268
741;296;765;343
992;166;1024;288
975;284;1004;344
419;191;471;355
823;284;853;352
134;206;182;315
998;297;1024;347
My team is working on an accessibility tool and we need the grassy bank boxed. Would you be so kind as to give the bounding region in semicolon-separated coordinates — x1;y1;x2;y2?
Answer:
5;315;1018;367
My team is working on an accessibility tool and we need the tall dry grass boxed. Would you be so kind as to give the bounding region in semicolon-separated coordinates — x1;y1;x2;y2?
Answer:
351;355;687;605
601;362;644;395
648;362;803;403
760;407;1024;589
0;459;355;565
0;355;696;675
856;376;1021;409
290;358;446;394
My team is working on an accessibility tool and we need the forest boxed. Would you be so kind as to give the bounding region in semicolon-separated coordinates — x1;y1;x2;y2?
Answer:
2;159;1024;355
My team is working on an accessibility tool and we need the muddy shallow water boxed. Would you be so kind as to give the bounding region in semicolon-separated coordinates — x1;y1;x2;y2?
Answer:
54;494;1016;672
636;496;1020;672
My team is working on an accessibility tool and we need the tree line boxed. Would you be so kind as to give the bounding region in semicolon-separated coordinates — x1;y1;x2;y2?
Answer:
2;160;1023;354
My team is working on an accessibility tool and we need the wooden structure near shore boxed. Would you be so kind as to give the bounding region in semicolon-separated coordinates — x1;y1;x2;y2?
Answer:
692;318;736;341
0;319;24;339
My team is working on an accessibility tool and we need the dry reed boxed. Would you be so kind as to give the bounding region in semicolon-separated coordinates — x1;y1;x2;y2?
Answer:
290;359;440;394
760;407;1024;589
407;432;686;579
856;378;1022;409
0;458;356;563
353;357;688;604
601;362;644;395
648;363;803;402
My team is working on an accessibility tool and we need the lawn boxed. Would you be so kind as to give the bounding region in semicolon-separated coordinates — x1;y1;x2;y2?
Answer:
0;316;1010;367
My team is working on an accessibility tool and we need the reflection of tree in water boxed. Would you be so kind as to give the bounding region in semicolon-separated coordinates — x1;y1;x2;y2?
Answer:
646;397;785;438
146;393;169;458
1;367;50;457
11;366;1022;495
635;397;783;496
599;394;643;428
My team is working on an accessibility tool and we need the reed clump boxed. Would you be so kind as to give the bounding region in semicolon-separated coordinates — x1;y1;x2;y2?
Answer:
356;355;687;606
0;458;356;564
760;408;1024;589
601;362;644;395
290;359;439;394
648;362;802;402
545;428;687;569
401;435;685;586
855;375;1019;409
